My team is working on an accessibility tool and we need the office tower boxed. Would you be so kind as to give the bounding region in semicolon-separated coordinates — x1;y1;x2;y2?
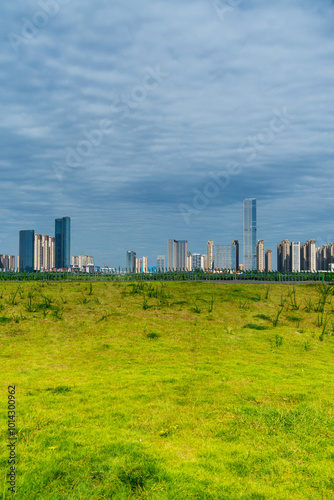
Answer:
207;241;214;270
215;245;232;270
0;255;15;270
126;251;136;272
201;254;207;270
290;242;300;272
300;240;316;271
135;257;143;273
157;255;166;271
55;217;70;269
19;230;35;272
142;257;148;273
243;198;257;270
231;240;239;271
265;249;272;272
256;240;265;272
167;239;187;270
277;240;290;272
34;234;55;270
192;253;201;270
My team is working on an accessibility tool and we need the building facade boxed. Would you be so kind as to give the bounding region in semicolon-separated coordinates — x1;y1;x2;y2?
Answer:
277;240;290;272
157;255;166;271
215;245;232;270
290;242;300;272
256;240;265;272
34;234;55;270
265;249;272;272
167;239;187;270
192;253;201;270
243;198;257;270
316;243;334;271
19;230;35;272
0;254;15;270
126;251;136;273
55;217;70;269
300;240;316;272
207;241;214;270
231;240;239;271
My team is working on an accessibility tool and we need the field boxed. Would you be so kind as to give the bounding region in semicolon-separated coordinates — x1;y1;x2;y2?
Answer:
1;281;334;499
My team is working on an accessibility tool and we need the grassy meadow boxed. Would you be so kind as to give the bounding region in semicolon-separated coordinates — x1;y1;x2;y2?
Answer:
1;281;334;499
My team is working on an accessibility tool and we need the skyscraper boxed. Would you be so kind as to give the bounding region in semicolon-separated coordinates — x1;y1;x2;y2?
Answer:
243;199;257;270
290;242;300;272
277;240;290;272
126;251;136;272
19;230;35;272
231;240;239;271
256;240;264;272
265;249;273;272
300;240;316;272
55;217;70;269
215;245;232;270
157;255;166;271
207;241;214;270
167;239;187;270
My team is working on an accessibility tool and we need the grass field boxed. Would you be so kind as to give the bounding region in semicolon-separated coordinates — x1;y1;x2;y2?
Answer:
1;281;334;499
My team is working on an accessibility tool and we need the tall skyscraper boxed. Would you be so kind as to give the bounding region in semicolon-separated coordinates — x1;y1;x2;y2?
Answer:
126;251;136;272
0;255;15;270
265;249;272;272
207;241;214;270
55;217;70;269
256;240;264;272
231;240;239;271
290;242;300;272
192;253;201;270
277;240;290;272
243;199;257;270
167;239;187;270
19;230;35;272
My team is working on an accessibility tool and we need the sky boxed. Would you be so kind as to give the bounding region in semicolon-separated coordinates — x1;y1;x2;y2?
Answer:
1;0;334;268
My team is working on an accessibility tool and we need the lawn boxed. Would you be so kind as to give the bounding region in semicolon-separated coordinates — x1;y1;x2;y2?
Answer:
1;281;334;499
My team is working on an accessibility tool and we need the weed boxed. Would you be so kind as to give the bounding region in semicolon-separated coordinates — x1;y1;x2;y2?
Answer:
191;303;201;314
275;334;283;347
264;286;270;300
254;314;270;321
208;295;214;313
146;332;160;339
272;307;284;327
243;323;267;331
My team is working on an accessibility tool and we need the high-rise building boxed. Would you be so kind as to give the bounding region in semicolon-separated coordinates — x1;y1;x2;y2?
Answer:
157;255;166;271
207;241;214;270
265;249;272;272
215;245;232;270
0;255;15;270
71;255;94;269
277;240;290;272
231;240;239;271
192;253;201;270
316;243;334;271
135;258;143;273
187;251;192;271
201;254;207;270
300;240;316;272
167;239;187;270
34;234;55;270
290;242;300;272
142;257;148;273
19;230;35;272
55;217;70;269
256;240;264;272
243;199;257;270
126;251;136;272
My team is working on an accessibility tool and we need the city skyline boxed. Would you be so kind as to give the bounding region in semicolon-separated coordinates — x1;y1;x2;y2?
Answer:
1;1;334;267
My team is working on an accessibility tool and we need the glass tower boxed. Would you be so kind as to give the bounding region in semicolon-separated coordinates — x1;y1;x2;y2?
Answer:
243;199;257;270
55;217;71;269
19;230;35;272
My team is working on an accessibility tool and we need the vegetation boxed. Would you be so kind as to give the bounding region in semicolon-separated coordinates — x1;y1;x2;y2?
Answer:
1;282;334;499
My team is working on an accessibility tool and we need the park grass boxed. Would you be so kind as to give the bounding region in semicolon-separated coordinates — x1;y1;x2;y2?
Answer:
1;281;334;499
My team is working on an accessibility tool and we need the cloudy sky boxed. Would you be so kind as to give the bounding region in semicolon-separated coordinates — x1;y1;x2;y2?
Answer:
2;0;334;268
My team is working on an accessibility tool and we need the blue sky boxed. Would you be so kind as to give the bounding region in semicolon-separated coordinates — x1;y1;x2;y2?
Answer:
2;0;334;268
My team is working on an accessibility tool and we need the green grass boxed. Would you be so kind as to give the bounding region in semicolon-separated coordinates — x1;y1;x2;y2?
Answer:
1;282;334;499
